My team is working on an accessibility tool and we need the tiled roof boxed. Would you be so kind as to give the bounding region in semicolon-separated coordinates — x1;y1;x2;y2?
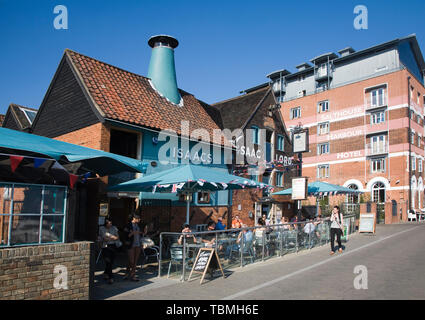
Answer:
213;86;269;130
65;49;226;144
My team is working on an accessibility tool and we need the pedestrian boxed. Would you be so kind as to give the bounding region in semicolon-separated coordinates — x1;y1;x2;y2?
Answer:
98;218;121;284
330;206;344;255
124;214;143;281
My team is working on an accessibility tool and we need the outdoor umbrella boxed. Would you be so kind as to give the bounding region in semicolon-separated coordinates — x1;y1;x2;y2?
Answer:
108;164;271;224
272;181;363;216
0;127;144;176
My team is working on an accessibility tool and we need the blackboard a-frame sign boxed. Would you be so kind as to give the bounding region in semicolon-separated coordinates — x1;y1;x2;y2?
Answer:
188;248;225;284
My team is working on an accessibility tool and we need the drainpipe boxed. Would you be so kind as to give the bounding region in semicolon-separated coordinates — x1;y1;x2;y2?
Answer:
408;76;412;213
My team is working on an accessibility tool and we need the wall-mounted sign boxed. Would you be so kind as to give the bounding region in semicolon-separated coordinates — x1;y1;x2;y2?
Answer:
292;129;309;153
292;177;308;200
99;203;109;217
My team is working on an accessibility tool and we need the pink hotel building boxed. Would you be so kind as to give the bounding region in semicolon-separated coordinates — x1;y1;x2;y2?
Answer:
267;35;425;213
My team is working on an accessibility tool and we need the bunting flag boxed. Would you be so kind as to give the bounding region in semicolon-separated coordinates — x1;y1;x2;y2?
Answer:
33;158;47;169
210;182;217;188
324;192;328;197
152;185;157;194
171;184;178;193
81;172;91;182
221;183;228;190
177;183;185;189
69;174;79;189
10;156;24;173
197;180;204;186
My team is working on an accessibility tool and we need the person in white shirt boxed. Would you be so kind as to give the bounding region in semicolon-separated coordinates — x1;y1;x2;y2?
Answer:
330;206;344;255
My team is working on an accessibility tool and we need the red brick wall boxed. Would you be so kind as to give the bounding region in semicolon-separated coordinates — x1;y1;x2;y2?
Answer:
0;242;93;300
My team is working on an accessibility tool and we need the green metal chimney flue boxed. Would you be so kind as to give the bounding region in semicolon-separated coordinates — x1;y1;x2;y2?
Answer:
147;35;182;105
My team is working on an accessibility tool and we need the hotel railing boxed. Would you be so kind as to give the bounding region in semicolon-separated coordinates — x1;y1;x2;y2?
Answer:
365;143;389;156
158;214;356;281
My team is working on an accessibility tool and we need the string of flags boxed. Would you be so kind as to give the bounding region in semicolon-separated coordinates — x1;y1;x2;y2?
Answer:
150;179;270;194
1;152;91;189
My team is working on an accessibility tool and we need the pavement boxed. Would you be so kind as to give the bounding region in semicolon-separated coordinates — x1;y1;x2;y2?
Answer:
92;222;425;300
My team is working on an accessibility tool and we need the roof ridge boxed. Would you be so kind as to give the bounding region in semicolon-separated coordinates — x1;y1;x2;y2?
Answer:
9;103;38;111
65;48;152;81
212;86;269;107
64;48;196;98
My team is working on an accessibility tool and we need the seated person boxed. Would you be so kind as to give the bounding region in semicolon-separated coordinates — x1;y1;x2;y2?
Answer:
214;217;226;230
225;224;253;259
231;215;243;229
201;221;216;248
177;224;197;245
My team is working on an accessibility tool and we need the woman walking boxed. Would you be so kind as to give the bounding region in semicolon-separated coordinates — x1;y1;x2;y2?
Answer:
330;206;344;255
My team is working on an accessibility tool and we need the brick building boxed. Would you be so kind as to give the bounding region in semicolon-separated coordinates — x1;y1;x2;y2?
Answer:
28;35;256;234
213;84;298;225
266;34;425;217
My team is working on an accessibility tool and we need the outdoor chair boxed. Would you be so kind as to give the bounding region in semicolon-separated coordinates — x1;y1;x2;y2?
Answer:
167;245;186;279
254;230;270;258
143;245;160;264
228;239;255;265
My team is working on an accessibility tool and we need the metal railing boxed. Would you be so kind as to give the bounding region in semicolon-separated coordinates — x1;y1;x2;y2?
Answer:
365;142;388;156
158;214;356;281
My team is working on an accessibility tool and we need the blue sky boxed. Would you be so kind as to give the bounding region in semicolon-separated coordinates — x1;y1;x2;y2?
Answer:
0;0;424;115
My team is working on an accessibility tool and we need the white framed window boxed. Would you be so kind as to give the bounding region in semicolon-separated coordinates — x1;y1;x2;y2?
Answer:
371;157;386;173
317;164;329;178
370;111;385;125
411;130;415;145
371;135;386;154
372;182;386;203
277;135;284;151
275;171;283;187
412;156;416;171
290;107;301;119
419;159;423;173
318;122;330;135
418;135;421;148
370;87;386;107
317;100;329;113
317;142;330;155
418;93;421;105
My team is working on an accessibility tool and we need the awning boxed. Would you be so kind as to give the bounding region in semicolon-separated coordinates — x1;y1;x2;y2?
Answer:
0;127;143;176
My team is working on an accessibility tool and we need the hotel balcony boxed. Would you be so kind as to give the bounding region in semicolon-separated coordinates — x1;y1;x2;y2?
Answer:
315;69;333;81
271;79;286;95
365;143;389;156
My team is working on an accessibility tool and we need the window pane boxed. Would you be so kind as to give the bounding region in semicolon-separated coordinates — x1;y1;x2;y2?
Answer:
13;186;42;214
43;187;65;214
0;215;10;246
0;185;12;214
41;215;64;243
10;215;40;245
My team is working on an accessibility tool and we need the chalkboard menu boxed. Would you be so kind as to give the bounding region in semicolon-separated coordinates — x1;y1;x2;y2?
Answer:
359;213;376;233
188;248;224;284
